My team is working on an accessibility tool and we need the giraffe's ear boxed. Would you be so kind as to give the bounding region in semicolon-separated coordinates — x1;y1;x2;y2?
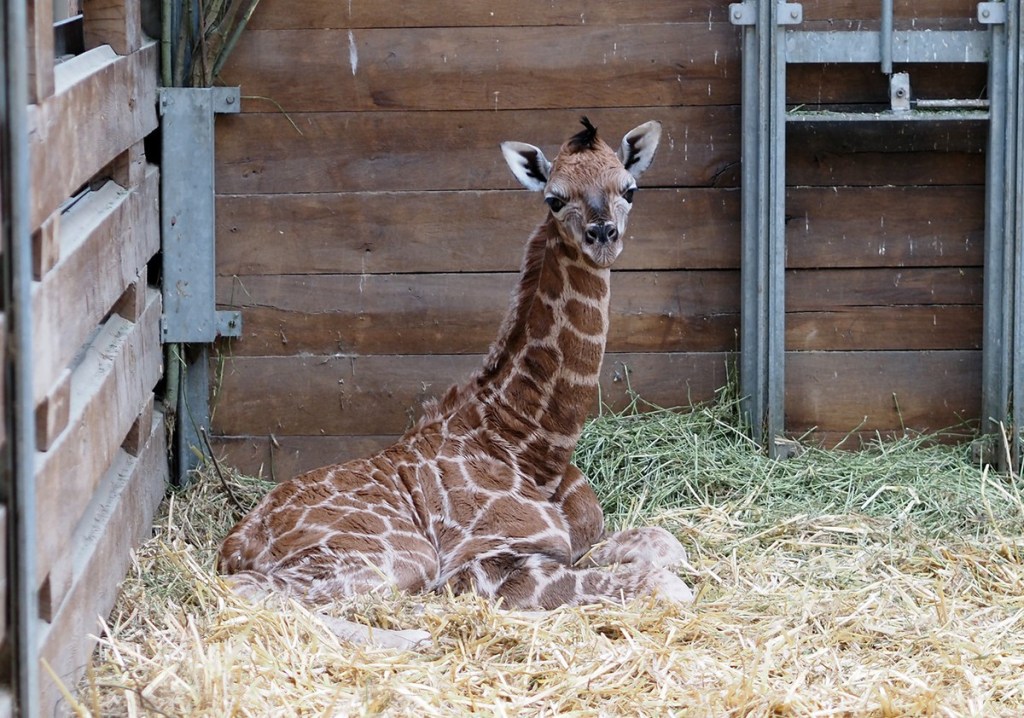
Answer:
618;121;662;179
501;141;551;191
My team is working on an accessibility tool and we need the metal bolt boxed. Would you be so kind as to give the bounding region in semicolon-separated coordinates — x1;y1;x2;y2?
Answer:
790;9;799;19
981;8;990;18
226;95;235;104
895;88;906;97
733;9;742;20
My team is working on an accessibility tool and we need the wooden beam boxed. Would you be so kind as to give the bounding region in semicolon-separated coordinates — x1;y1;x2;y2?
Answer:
220;24;740;113
35;290;162;615
28;41;158;230
39;411;167;718
215;270;740;356
786;350;981;434
32;167;159;407
212;351;733;437
31;212;60;280
248;0;735;30
215;189;741;275
27;0;55;102
214;107;740;194
121;394;155;457
83;0;144;55
34;369;71;452
212;434;399;482
112;265;148;323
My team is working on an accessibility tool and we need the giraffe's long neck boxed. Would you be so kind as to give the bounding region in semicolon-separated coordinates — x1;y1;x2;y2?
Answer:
470;217;610;488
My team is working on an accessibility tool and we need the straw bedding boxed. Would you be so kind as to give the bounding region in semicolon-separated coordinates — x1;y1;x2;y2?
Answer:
73;395;1024;716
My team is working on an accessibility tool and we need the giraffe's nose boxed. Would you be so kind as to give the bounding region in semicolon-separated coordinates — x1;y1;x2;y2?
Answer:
585;223;618;245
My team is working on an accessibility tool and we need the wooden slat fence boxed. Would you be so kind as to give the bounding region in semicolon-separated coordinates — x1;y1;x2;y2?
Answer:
20;1;166;713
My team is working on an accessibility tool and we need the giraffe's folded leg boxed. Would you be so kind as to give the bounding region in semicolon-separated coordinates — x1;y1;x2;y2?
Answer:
317;615;433;650
581;526;688;570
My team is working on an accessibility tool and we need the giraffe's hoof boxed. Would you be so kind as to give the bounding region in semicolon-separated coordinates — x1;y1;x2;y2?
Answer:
649;568;695;604
589;527;688;569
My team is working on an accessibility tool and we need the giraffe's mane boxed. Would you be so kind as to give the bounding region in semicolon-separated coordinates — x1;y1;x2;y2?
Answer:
408;220;551;432
565;116;600;153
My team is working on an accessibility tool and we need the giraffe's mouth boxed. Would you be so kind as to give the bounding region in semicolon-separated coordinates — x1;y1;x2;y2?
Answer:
584;242;622;268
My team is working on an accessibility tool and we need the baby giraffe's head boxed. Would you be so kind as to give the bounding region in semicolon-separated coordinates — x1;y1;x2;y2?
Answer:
501;117;662;268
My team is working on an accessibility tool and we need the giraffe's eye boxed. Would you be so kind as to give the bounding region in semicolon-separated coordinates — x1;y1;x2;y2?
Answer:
622;188;636;204
545;196;566;213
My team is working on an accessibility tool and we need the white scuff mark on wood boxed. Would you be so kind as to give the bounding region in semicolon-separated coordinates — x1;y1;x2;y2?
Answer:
348;31;358;76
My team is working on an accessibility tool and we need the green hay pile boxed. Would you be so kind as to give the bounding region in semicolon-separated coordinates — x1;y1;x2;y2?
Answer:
73;395;1024;717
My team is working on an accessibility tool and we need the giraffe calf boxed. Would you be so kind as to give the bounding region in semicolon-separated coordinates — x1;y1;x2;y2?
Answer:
219;118;694;645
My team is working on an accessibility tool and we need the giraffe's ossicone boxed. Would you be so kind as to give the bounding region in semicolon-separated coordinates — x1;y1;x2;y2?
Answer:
219;118;694;620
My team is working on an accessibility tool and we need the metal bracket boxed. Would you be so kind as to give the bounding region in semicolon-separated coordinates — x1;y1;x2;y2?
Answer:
159;86;242;343
978;2;1007;25
729;2;802;26
890;72;911;111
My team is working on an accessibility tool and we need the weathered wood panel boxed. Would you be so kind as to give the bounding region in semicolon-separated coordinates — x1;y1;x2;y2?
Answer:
212;434;400;482
245;0;977;31
216;189;741;275
787;268;982;309
248;0;730;30
215;185;981;276
32;168;159;406
785;186;983;269
214;107;740;195
220;24;740;113
217;271;740;355
27;41;158;229
36;290;162;615
39;411;167;718
212;352;733;437
786;350;981;433
787;306;982;351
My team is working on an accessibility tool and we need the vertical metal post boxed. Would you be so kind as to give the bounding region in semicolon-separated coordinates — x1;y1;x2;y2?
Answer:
734;1;792;454
1;0;40;713
1011;0;1024;472
160;87;242;484
880;0;894;75
981;0;1022;471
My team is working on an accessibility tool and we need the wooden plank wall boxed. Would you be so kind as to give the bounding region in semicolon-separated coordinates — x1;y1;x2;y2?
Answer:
211;0;986;477
24;1;167;714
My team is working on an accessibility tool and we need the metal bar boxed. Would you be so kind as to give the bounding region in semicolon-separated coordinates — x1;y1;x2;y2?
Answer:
2;0;40;713
981;3;1009;442
880;0;894;75
175;345;211;486
786;30;990;64
736;0;787;453
1011;0;1024;473
767;0;787;452
786;109;989;122
738;0;765;444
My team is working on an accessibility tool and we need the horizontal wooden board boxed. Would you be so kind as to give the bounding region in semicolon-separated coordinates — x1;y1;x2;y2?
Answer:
215;184;981;276
786;350;981;434
786;122;985;187
211;351;734;437
28;41;158;229
221;24;740;113
216;270;740;356
40;411;167;718
214;107;741;194
212;434;401;481
245;0;977;30
248;0;731;30
787;305;982;351
785;186;983;269
787;63;987;107
32;168;159;405
787;267;982;309
35;290;162;604
215;188;742;274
